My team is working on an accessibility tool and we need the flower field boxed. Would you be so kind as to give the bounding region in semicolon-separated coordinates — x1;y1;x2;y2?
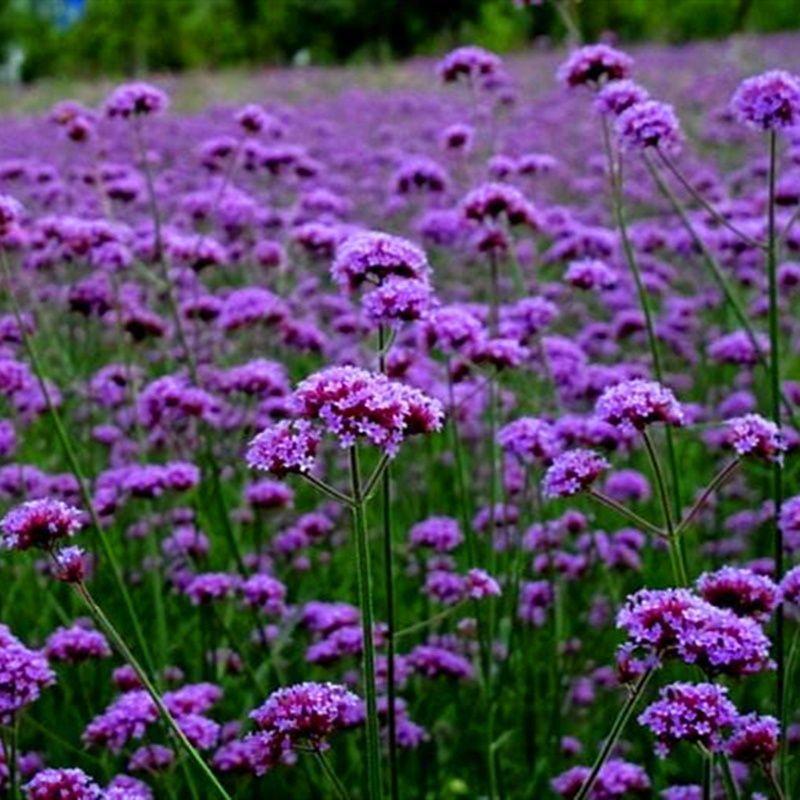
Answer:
0;28;799;800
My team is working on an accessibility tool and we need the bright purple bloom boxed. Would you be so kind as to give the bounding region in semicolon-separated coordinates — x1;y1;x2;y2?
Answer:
595;379;684;430
1;499;83;551
696;566;779;621
24;768;102;800
557;44;633;88
731;70;800;131
542;449;609;498
725;414;786;463
246;420;320;477
616;100;682;152
105;82;168;118
497;417;560;465
726;713;779;764
409;517;463;552
44;625;111;664
638;682;738;756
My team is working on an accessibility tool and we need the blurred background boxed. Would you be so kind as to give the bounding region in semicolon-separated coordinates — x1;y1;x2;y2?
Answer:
0;0;796;82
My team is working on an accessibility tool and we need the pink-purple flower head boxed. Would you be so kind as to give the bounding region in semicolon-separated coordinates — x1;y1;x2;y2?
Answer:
542;448;609;499
695;566;779;622
551;759;650;799
436;46;502;84
557;44;633;89
616;100;683;153
638;682;738;757
461;182;539;227
331;231;430;292
594;79;650;116
246;420;320;477
564;258;619;290
724;414;786;464
781;565;800;608
0;194;23;236
0;625;56;723
497;417;560;465
362;277;435;326
105;82;169;119
595;379;684;431
409;516;463;553
1;499;83;551
24;768;103;800
727;713;780;765
292;366;444;455
731;70;800;132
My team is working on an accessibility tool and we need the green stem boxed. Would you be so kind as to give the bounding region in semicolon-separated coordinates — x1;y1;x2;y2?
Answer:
314;749;352;800
348;447;383;800
766;131;786;781
574;666;656;800
674;460;740;536
719;753;741;800
588;490;665;538
702;750;713;800
74;582;231;800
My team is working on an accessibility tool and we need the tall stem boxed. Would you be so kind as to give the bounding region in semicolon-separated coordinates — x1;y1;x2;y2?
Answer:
574;666;656;800
378;325;399;800
348;446;383;800
642;429;688;586
766;131;786;770
702;751;713;800
74;582;231;800
314;749;353;800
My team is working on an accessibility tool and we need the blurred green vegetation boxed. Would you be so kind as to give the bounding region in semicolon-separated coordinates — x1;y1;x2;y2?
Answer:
0;0;797;80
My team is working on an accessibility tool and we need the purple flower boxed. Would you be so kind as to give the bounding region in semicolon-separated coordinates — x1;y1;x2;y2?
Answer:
604;470;651;503
44;624;111;664
461;183;538;227
246;420;320;477
542;449;609;498
83;690;158;753
0;625;56;723
497;417;561;465
779;496;800;553
731;70;800;131
551;758;649;798
183;573;240;606
696;566;779;621
616;100;682;152
24;768;102;800
105;82;168;118
726;713;779;764
557;44;633;89
594;79;650;116
1;499;83;551
52;546;88;583
437;46;502;83
105;775;153;800
465;568;501;599
409;517;463;552
331;232;430;292
407;644;474;680
518;580;554;626
725;414;786;463
240;574;287;616
780;565;800;607
708;329;767;365
596;379;684;430
638;682;738;756
362;277;434;325
564;258;619;290
128;744;175;773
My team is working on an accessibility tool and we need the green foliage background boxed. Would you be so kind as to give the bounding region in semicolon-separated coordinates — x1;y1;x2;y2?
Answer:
1;0;797;80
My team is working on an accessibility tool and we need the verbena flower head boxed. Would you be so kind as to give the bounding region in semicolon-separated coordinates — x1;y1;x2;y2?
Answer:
542;449;609;498
83;690;158;753
461;182;538;227
725;414;786;463
780;565;800;607
44;624;111;664
292;366;444;454
731;70;800;131
551;758;650;799
617;588;772;676
331;232;430;291
105;82;168;119
24;768;103;800
362;277;434;325
497;417;560;465
246;420;320;477
1;499;83;551
437;46;502;83
564;258;619;290
0;625;56;723
249;681;362;750
105;775;153;800
0;194;23;235
409;517;463;552
695;566;779;622
639;682;738;756
616;100;682;152
726;713;779;764
557;44;633;89
779;496;800;553
595;379;684;430
53;546;88;583
594;79;650;116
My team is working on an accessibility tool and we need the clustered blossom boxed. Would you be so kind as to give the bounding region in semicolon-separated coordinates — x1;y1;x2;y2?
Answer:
551;759;650;799
595;379;684;430
24;768;103;800
1;499;83;551
331;232;430;291
105;82;168;118
695;566;779;622
726;713;780;764
0;624;56;722
497;417;560;465
44;624;111;664
617;587;773;676
542;449;609;498
557;44;633;88
731;70;800;131
724;414;786;463
409;516;463;552
638;682;738;756
594;79;650;116
436;46;502;83
564;258;619;290
616;100;683;152
245;682;363;774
